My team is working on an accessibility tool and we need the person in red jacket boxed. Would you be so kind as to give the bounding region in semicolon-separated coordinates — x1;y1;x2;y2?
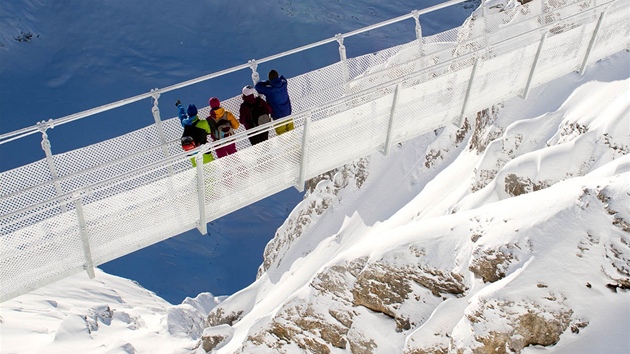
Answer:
207;97;240;158
239;85;272;146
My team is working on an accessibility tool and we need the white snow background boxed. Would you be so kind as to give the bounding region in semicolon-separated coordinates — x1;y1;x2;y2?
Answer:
1;0;629;353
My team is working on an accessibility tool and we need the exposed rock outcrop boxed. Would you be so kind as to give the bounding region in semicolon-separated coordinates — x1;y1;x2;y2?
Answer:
460;298;574;353
257;158;369;277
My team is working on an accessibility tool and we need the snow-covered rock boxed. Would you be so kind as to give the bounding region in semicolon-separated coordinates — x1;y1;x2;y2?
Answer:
200;50;630;353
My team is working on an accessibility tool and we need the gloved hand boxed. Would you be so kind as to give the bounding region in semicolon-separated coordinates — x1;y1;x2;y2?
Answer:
175;99;181;107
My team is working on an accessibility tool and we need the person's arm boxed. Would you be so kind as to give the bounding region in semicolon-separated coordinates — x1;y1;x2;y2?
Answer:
255;81;270;96
177;103;187;123
238;105;248;126
260;99;272;115
227;111;240;130
181;113;196;126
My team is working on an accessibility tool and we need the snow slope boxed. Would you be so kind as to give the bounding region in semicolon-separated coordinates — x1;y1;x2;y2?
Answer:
201;52;630;353
0;268;221;353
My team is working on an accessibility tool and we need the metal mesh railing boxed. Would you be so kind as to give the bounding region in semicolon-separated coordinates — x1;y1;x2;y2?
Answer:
1;0;628;301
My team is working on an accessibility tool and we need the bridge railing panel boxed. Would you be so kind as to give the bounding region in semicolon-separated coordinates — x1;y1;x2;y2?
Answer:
1;197;86;300
590;1;630;62
85;163;200;265
203;122;305;222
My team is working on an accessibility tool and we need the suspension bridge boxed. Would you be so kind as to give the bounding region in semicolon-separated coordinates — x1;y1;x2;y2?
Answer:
1;0;628;302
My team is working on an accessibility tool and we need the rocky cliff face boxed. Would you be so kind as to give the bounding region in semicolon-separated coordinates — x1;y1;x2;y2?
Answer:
257;157;370;279
199;3;629;352
200;69;629;351
202;163;629;353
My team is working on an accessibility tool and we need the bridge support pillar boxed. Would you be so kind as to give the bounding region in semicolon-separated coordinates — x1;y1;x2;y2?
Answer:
457;57;480;127
37;120;66;211
151;89;174;177
249;59;260;85
336;34;350;94
522;32;547;99
296;110;312;192
74;193;95;279
412;10;424;56
580;11;606;76
195;153;208;235
383;83;401;156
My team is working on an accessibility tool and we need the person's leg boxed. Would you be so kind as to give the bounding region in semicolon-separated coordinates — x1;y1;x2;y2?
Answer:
274;119;294;135
216;147;228;158
203;152;215;164
226;143;237;155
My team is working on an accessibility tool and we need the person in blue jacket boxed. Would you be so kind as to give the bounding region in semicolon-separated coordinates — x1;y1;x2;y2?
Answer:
177;100;198;127
255;69;294;135
175;100;214;166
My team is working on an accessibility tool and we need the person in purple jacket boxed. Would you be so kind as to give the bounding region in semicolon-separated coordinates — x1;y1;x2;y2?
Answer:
255;69;294;135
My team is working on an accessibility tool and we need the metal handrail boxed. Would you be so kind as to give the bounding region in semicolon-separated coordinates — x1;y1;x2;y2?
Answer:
0;0;470;145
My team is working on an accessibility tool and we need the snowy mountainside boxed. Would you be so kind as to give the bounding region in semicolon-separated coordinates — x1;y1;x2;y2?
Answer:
0;268;223;353
200;52;630;353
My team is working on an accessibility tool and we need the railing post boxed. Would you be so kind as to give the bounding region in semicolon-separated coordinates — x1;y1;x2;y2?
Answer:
37;120;66;211
580;11;606;76
195;153;207;235
383;83;402;156
522;31;547;99
74;192;95;279
457;57;481;127
296;111;312;192
336;34;350;93
481;0;490;46
249;59;260;84
150;88;174;177
412;10;424;56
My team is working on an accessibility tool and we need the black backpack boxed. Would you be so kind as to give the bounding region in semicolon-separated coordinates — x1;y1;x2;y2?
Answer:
181;119;208;151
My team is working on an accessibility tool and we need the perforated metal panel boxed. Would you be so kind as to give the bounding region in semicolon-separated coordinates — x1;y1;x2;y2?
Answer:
1;0;628;301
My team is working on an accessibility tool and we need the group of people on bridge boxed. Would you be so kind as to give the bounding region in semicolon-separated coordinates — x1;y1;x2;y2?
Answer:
176;69;293;166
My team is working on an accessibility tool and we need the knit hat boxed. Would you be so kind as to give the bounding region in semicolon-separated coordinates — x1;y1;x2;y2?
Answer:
209;97;220;109
242;85;256;97
187;104;197;117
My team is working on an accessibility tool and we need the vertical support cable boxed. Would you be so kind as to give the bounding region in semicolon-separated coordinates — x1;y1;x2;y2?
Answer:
539;0;547;26
151;89;174;176
412;10;424;56
37;120;66;212
522;32;547;99
195;153;207;235
249;59;260;84
457;57;481;127
296;110;312;192
482;0;489;46
336;34;350;93
74;192;95;279
383;83;402;156
580;11;606;76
